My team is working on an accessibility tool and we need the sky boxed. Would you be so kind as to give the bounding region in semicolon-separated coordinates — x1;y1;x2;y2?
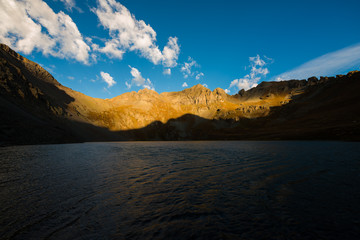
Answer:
0;0;360;99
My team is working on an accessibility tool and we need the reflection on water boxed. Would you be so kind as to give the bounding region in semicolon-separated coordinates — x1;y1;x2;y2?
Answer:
0;141;359;239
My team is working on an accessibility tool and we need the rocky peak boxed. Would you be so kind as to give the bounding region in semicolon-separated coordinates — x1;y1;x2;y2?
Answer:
346;70;360;78
0;43;60;87
109;88;160;105
235;80;309;100
307;76;318;82
184;84;210;94
138;88;158;96
213;88;227;95
238;89;246;97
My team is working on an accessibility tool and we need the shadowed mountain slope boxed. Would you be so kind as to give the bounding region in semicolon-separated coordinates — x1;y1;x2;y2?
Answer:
0;43;359;145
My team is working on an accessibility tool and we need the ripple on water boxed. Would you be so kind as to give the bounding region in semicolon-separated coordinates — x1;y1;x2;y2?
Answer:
0;141;359;239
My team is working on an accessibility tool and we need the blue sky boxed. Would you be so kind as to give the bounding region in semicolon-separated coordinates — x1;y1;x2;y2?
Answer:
1;0;360;98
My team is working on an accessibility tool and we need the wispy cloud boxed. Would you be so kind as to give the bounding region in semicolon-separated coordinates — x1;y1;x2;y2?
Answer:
228;54;271;91
100;71;116;88
181;56;203;80
163;68;171;75
59;0;83;13
195;72;204;80
275;43;360;81
181;57;198;78
126;66;154;90
93;0;180;68
39;63;56;74
0;0;90;64
59;0;75;10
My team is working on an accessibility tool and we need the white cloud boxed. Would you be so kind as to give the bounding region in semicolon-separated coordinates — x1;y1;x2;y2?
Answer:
274;43;360;81
229;78;258;91
59;0;75;10
228;54;271;91
92;39;125;59
128;66;154;90
67;76;75;80
195;72;204;80
163;68;171;75
181;57;199;78
249;55;266;67
0;0;90;64
224;89;230;94
100;71;116;88
202;83;208;88
125;81;131;89
162;37;180;68
182;82;188;88
94;0;180;68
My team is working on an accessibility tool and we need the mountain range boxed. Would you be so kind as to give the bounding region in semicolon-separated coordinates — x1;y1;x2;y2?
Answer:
0;43;359;145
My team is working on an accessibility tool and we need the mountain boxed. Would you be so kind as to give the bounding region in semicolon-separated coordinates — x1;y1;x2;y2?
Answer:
0;43;359;145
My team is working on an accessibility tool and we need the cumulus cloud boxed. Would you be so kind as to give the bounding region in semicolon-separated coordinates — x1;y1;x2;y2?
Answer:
163;68;171;75
182;82;188;88
93;0;180;68
274;43;360;81
181;57;200;78
0;0;90;64
163;37;180;68
100;71;116;88
224;89;230;94
195;72;204;80
229;78;259;91
127;66;154;90
228;54;271;91
92;38;125;59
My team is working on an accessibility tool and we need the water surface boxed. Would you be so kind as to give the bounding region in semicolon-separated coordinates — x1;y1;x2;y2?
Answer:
1;141;359;239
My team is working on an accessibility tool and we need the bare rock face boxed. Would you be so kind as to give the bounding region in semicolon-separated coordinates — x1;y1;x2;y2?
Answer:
1;43;359;144
162;84;212;105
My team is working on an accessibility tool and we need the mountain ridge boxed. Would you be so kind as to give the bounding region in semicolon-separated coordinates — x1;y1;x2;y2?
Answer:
0;43;359;145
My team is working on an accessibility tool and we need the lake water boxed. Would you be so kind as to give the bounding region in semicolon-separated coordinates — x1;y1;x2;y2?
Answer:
0;141;359;239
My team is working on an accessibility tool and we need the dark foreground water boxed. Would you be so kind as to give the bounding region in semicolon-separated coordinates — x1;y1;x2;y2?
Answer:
0;141;359;240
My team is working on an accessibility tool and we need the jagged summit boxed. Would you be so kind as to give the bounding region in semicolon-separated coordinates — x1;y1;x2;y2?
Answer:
177;84;210;95
189;83;208;89
137;88;158;94
213;87;228;97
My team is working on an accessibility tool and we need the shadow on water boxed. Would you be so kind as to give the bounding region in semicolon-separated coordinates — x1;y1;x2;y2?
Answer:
0;141;359;239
